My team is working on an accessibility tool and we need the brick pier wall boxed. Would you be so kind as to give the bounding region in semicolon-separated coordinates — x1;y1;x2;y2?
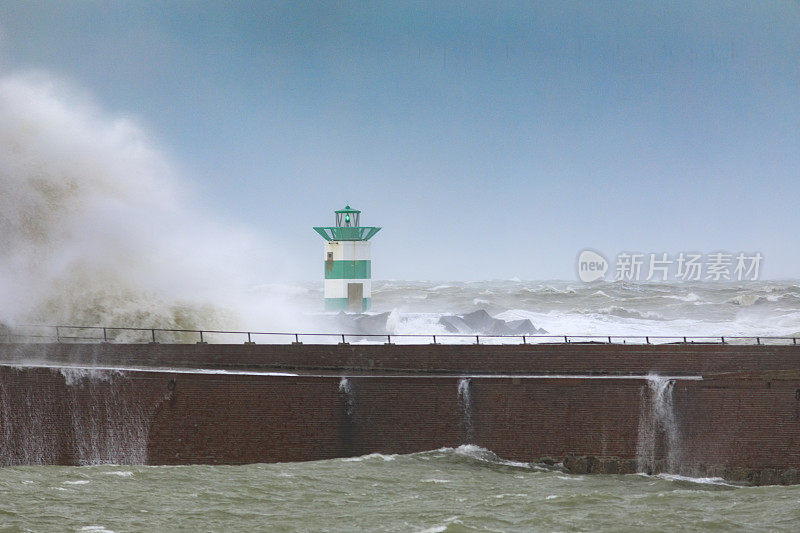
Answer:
0;343;799;485
1;342;799;375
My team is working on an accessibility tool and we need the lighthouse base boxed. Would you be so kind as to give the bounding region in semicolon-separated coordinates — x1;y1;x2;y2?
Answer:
325;297;371;312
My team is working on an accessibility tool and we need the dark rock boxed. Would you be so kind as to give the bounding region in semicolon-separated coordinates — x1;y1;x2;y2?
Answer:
781;468;799;485
326;308;548;339
437;315;472;334
505;319;541;335
616;459;638;475
595;458;619;474
440;309;547;336
461;310;497;331
324;312;391;337
563;455;589;474
759;468;780;486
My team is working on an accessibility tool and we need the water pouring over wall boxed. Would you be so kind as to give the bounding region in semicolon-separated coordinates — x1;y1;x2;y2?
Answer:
60;368;151;465
339;377;355;418
0;367;62;465
636;374;681;474
0;366;156;465
457;378;473;443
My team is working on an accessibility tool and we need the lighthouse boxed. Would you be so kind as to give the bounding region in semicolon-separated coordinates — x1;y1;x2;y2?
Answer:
313;205;381;311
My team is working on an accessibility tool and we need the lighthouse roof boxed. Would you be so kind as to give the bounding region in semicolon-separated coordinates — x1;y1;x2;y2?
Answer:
313;226;381;241
334;205;361;214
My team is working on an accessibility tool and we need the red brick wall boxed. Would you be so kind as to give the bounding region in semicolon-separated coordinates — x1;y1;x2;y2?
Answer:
0;368;648;466
1;343;800;484
677;376;800;473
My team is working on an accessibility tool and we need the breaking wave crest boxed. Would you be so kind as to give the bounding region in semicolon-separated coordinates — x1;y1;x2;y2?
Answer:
0;70;294;332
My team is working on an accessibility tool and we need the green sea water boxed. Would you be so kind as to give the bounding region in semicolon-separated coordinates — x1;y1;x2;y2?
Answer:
0;446;797;532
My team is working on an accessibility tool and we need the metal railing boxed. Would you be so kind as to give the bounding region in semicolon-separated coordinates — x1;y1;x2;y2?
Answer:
0;325;797;346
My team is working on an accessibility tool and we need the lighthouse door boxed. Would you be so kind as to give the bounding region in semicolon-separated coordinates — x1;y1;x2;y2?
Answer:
347;283;363;312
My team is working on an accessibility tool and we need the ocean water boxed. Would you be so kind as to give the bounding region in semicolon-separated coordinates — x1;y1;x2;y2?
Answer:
4;280;799;531
1;446;798;532
9;280;800;344
279;279;800;339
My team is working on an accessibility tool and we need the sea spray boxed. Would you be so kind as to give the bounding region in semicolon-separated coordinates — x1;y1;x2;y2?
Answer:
0;70;298;333
339;377;355;418
636;374;681;474
457;378;473;443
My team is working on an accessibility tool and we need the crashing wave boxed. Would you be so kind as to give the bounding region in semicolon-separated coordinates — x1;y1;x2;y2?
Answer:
0;70;289;334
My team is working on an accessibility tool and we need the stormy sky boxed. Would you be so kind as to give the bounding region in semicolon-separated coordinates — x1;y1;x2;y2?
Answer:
1;1;798;280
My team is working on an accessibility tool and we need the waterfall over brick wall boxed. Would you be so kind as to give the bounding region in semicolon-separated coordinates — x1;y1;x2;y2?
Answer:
339;377;355;419
60;368;151;465
636;374;681;474
0;366;156;465
457;378;473;444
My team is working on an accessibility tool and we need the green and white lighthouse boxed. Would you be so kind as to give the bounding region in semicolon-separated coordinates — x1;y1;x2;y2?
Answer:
313;205;381;311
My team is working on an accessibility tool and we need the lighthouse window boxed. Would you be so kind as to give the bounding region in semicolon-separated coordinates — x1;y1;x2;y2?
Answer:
327;252;333;261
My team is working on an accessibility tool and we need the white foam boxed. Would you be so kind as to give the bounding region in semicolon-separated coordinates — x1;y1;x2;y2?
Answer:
450;444;531;468
655;473;736;487
102;471;134;477
416;516;461;533
60;367;119;386
342;453;396;462
2;363;298;377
